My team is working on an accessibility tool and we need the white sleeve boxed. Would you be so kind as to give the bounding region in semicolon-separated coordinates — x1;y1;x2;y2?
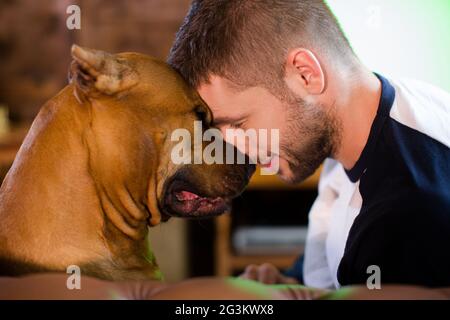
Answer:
303;159;341;289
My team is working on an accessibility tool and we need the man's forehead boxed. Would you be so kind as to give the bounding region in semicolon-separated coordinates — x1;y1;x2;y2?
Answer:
197;76;246;121
197;76;275;121
197;76;238;104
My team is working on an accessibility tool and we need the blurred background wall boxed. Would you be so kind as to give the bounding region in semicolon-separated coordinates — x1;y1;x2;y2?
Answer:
0;0;191;121
327;0;450;92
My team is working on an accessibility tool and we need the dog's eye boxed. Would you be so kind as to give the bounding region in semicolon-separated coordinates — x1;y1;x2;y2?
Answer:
195;109;205;121
194;105;212;126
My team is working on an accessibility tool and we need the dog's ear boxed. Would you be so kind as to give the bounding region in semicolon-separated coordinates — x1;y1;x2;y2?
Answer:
68;44;137;98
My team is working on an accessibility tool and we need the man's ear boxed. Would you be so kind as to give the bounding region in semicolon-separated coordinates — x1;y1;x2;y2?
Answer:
68;44;137;99
285;48;325;95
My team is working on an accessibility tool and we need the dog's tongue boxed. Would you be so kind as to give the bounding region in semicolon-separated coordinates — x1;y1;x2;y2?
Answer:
175;191;200;201
172;190;227;216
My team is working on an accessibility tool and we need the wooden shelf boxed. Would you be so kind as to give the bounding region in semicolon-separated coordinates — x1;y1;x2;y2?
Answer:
228;254;300;270
248;166;321;190
215;213;306;277
215;166;321;276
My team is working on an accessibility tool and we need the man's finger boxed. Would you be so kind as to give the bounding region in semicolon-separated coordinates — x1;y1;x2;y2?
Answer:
240;264;259;281
257;263;278;284
277;274;299;285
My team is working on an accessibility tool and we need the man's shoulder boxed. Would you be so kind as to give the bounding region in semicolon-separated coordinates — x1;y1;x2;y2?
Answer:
382;76;450;187
388;77;450;149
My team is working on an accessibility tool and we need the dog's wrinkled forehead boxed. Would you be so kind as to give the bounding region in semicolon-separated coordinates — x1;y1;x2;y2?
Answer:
121;52;212;124
130;55;204;111
69;45;205;114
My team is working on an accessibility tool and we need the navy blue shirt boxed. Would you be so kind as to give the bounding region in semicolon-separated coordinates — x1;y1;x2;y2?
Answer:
337;75;450;287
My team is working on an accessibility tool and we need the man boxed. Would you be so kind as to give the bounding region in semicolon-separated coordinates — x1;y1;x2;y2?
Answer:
168;0;450;289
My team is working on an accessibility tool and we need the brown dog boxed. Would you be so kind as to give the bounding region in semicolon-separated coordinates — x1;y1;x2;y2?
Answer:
0;45;254;281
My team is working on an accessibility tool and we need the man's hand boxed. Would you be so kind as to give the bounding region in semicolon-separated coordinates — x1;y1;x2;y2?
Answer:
240;263;299;285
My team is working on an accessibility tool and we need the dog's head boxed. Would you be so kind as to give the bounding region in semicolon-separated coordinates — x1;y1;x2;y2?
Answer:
69;45;255;226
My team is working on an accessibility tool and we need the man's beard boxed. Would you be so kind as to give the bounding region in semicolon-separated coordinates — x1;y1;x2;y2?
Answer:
279;94;341;184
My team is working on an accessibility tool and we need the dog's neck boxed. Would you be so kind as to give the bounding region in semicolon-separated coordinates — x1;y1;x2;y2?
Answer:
0;86;161;280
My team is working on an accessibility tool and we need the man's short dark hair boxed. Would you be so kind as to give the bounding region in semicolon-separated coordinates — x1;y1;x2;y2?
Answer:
168;0;356;90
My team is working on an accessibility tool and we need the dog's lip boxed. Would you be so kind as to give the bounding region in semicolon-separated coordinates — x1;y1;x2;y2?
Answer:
160;179;231;218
